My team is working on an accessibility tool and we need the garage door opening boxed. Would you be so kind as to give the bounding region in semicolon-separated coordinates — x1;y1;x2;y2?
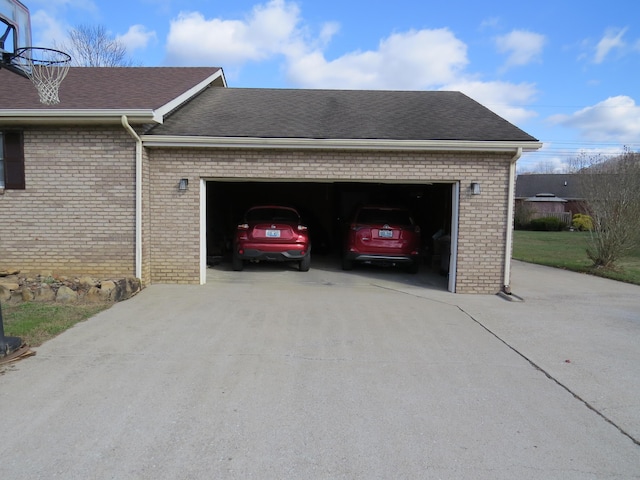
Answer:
204;180;456;289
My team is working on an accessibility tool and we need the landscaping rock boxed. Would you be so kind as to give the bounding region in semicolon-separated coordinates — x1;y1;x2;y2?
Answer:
0;284;11;302
55;285;78;304
0;269;20;277
78;276;97;288
0;273;142;305
35;285;55;302
85;286;103;303
21;286;34;302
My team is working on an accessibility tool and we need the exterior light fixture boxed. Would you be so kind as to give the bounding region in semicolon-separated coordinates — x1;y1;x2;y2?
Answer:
178;178;189;191
470;182;481;195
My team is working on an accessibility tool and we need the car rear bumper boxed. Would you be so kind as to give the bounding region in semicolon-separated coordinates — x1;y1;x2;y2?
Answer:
345;252;419;264
237;244;309;262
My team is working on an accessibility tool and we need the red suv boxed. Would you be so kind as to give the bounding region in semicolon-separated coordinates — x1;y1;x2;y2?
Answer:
342;205;421;273
232;205;311;271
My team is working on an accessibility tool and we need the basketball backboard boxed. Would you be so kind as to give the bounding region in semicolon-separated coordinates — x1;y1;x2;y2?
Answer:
1;0;71;104
0;0;31;77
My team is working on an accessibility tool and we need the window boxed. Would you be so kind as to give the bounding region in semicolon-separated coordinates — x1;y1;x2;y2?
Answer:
0;131;25;190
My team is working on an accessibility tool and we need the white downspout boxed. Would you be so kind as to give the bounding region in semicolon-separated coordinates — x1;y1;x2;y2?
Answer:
121;115;143;280
503;147;522;294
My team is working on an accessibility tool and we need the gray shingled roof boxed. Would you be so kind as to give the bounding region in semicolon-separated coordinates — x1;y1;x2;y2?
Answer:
0;67;222;110
516;174;584;200
148;87;539;142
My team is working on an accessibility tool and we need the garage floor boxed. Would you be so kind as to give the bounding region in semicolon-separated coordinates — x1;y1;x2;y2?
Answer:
206;253;450;292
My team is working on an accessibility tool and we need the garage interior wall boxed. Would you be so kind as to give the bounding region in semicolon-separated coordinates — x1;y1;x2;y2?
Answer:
147;148;512;294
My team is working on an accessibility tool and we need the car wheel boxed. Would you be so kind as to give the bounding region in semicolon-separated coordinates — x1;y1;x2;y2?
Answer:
341;257;353;271
299;253;311;272
232;252;244;271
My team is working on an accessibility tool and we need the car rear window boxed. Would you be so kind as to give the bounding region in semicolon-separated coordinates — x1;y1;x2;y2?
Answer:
356;208;413;225
246;208;299;223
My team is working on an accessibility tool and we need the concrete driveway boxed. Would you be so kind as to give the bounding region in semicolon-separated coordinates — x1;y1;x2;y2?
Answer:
1;259;639;479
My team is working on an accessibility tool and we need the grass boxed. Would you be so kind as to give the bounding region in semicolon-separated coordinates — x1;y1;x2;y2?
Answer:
2;302;112;347
513;230;640;286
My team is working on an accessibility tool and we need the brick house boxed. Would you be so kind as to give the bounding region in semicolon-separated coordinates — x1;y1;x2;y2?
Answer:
0;67;541;294
515;173;587;219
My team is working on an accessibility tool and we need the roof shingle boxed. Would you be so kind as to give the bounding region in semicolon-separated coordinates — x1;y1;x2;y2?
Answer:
515;174;584;199
149;87;539;142
0;67;222;110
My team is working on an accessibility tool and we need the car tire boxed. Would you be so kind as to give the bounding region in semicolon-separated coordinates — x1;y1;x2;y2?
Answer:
341;257;353;271
407;261;420;274
232;252;244;271
299;253;311;272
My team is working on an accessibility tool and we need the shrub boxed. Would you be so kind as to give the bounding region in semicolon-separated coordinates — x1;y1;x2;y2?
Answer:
572;213;593;231
514;202;535;230
529;216;563;231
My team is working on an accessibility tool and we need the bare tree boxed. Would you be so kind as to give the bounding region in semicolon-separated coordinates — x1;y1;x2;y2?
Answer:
572;147;640;268
57;25;136;67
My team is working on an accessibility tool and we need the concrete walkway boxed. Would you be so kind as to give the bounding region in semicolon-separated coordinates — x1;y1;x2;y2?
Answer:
1;260;638;479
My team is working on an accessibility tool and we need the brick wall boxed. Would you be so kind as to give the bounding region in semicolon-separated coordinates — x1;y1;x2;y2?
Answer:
148;148;513;293
1;129;514;293
0;127;137;278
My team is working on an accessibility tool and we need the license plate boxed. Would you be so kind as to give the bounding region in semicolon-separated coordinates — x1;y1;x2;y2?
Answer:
266;229;281;238
379;229;393;238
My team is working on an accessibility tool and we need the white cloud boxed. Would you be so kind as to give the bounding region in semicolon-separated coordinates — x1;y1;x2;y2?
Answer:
286;28;468;90
163;0;537;125
31;10;68;47
443;80;538;124
549;96;640;142
594;27;627;63
116;25;157;53
165;0;303;66
495;30;546;69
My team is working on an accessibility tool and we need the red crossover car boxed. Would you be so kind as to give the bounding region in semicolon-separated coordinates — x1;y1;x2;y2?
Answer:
342;205;421;273
232;205;311;272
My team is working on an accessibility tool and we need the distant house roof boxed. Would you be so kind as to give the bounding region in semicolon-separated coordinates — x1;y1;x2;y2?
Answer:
147;87;540;144
516;174;584;200
525;193;567;203
0;67;225;124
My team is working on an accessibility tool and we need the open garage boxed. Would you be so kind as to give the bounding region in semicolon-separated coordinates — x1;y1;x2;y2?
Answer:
205;180;454;278
143;87;541;293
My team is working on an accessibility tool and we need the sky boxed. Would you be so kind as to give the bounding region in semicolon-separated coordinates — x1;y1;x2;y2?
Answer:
21;0;640;172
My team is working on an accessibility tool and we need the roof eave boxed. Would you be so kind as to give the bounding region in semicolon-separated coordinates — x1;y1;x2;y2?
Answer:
140;136;543;152
153;69;227;121
0;109;158;125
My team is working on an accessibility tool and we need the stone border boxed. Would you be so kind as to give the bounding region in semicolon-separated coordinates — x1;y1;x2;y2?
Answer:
0;272;141;304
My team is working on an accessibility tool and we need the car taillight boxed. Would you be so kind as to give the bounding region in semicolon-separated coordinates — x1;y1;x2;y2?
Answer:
297;225;308;231
237;223;249;230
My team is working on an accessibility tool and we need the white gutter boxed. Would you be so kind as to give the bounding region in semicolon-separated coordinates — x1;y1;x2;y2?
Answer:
503;147;522;294
121;115;143;281
0;109;157;125
140;135;543;152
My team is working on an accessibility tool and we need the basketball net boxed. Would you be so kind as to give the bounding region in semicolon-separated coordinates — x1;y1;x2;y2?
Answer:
14;47;71;105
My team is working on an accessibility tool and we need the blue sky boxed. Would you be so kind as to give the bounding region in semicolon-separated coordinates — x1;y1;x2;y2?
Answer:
23;0;640;172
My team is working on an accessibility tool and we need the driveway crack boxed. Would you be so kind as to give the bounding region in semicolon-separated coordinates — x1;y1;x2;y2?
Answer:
456;305;640;448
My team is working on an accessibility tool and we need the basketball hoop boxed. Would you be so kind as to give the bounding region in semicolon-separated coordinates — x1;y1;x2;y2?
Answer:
12;47;71;105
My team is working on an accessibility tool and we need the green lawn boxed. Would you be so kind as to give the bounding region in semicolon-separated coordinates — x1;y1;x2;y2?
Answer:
512;230;640;286
2;302;112;347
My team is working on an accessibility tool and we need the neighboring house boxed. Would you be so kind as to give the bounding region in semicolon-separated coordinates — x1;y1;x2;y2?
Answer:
515;174;587;222
0;67;541;294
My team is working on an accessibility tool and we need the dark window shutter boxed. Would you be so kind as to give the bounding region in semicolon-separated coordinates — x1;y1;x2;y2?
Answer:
4;131;25;189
